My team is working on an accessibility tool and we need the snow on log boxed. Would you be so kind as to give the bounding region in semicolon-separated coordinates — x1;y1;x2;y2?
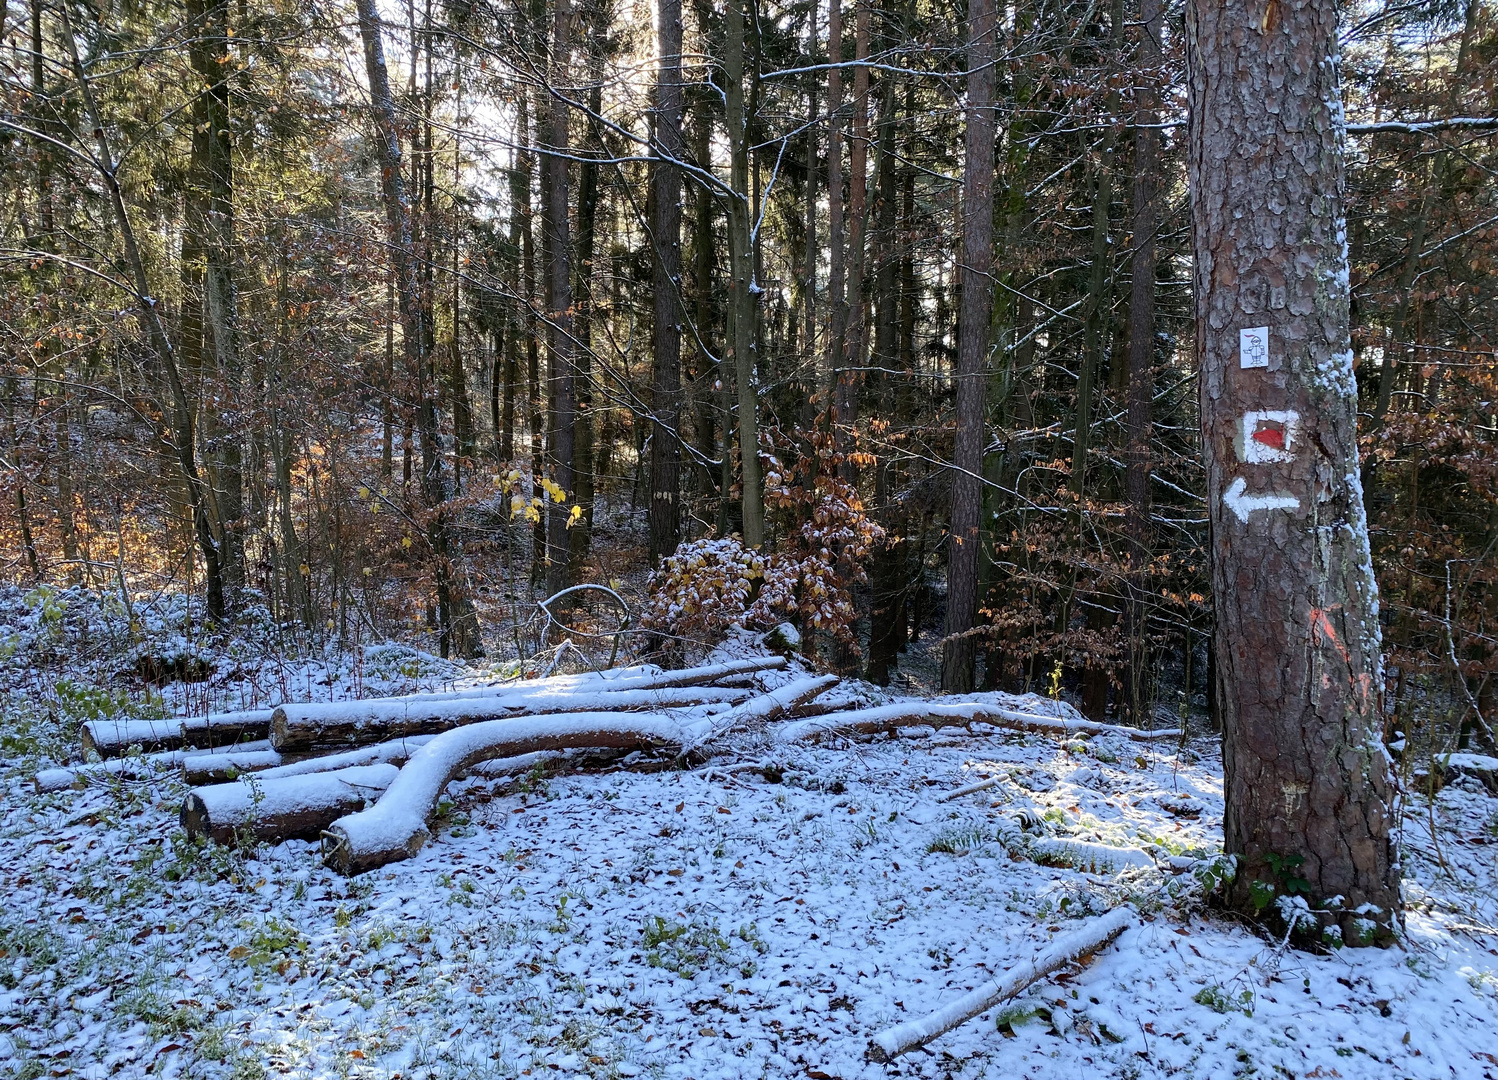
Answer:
271;685;750;753
776;701;1182;744
867;906;1137;1062
938;777;999;802
681;675;840;749
181;745;284;785
321;710;697;875
255;735;438;780
35;748;186;792
35;740;276;793
180;764;399;845
82;709;274;758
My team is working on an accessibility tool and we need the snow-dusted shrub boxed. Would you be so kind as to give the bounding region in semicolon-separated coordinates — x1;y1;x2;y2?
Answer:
641;537;797;643
642;437;882;647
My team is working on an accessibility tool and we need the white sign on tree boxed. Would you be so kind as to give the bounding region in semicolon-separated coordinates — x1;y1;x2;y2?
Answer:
1239;326;1269;369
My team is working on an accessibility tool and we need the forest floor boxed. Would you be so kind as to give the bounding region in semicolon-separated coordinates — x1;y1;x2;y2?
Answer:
0;588;1494;1080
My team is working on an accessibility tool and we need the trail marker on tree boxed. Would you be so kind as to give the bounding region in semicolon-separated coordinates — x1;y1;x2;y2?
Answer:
1188;0;1400;941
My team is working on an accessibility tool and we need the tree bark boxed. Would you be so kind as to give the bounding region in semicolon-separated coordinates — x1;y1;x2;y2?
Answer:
182;764;399;845
571;17;605;572
542;0;576;596
724;0;763;547
1187;0;1399;940
940;0;996;693
189;0;244;605
824;0;846;426
1123;0;1162;725
271;685;751;753
835;1;870;479
801;3;818;381
648;0;685;564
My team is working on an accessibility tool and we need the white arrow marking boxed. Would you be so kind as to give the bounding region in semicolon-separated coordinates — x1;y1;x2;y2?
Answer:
1224;476;1299;522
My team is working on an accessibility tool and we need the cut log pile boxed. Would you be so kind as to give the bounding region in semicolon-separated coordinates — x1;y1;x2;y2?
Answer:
46;651;1183;876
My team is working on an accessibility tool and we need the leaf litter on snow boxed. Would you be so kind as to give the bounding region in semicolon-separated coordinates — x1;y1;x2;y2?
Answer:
0;630;1494;1077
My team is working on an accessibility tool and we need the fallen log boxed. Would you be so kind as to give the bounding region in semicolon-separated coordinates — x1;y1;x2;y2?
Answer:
83;657;785;759
776;701;1182;745
321;710;694;874
319;677;834;875
255;735;437;780
271;684;751;753
683;674;840;750
34;740;275;793
82;709;274;758
867;906;1137;1062
938;777;1000;802
181;745;284;785
180;764;400;844
178;748;591;846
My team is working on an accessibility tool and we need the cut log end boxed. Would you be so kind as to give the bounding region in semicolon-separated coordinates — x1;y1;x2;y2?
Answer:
321;823;430;876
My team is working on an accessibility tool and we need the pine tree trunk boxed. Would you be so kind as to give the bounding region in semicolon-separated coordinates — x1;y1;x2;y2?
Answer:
724;0;763;548
835;2;870;479
189;0;244;607
1187;0;1399;941
648;0;684;565
940;0;996;693
824;0;846;430
542;0;576;597
571;22;604;573
1123;0;1162;725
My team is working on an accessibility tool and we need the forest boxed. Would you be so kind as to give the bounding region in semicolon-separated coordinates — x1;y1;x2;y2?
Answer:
0;0;1496;1075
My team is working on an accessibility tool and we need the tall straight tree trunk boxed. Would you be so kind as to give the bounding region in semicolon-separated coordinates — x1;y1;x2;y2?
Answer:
451;139;475;484
824;0;846;420
519;93;547;583
383;268;396;476
501;129;528;465
689;60;720;506
866;62;903;685
1070;151;1112;495
29;8;80;585
835;2;870;481
1123;0;1162;724
271;252;312;632
541;0;576;595
355;0;482;657
571;17;604;572
724;0;763;547
801;3;818;376
648;0;684;564
1187;0;1398;940
189;0;244;605
940;0;996;693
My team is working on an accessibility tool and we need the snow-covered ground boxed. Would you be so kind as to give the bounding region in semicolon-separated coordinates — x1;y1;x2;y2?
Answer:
0;598;1494;1080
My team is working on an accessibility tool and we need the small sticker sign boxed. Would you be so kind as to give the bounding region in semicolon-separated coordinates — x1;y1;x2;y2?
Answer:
1240;326;1269;369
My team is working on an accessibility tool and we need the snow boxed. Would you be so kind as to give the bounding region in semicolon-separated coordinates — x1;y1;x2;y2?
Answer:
869;905;1137;1060
0;626;1493;1080
190;763;401;829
